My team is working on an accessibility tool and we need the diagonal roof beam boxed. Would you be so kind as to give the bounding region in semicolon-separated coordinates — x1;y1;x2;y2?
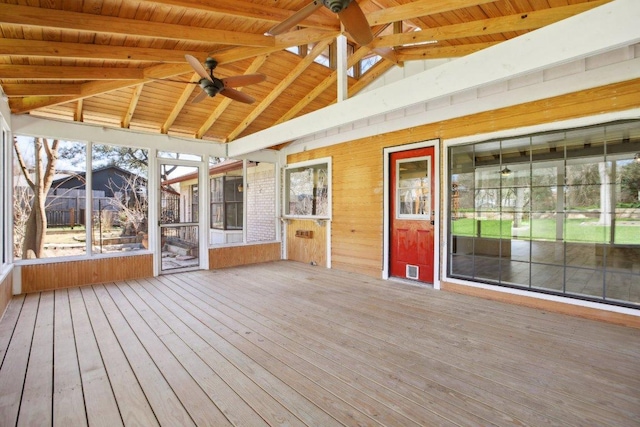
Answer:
372;0;610;49
226;38;334;142
8;63;192;114
274;45;373;126
161;74;202;134
196;55;269;140
122;84;145;129
0;4;273;47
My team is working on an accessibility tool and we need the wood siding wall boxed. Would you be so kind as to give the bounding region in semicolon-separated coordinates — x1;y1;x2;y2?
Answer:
17;243;282;294
285;219;328;266
0;270;12;319
20;254;153;293
287;79;640;279
208;242;281;269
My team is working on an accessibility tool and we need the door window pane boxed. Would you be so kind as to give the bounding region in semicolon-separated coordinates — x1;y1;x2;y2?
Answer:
397;157;431;219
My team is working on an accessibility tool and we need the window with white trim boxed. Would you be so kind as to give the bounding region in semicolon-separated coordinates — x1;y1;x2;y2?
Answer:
284;158;331;218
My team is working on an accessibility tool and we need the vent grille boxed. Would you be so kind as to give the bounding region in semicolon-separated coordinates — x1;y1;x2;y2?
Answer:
406;265;419;280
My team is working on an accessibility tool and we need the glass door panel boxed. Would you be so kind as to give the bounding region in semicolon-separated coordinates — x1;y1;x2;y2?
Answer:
159;162;200;273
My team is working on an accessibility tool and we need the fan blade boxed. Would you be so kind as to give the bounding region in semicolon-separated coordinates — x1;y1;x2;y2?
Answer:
267;1;323;35
338;1;373;45
185;54;212;82
222;74;266;89
220;88;255;104
191;90;208;104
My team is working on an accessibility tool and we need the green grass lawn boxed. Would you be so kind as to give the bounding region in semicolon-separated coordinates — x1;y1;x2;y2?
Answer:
451;218;640;244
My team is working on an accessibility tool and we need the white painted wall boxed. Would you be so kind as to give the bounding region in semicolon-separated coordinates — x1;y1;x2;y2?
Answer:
359;58;451;94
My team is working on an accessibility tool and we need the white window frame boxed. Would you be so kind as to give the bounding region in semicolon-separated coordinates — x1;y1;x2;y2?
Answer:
283;157;332;220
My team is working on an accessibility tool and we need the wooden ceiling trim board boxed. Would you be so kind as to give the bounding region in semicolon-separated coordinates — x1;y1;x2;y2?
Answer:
0;39;204;63
367;0;497;27
1;83;82;97
226;38;333;142
0;64;145;80
161;73;201;134
0;4;274;47
196;55;268;140
146;0;338;30
122;84;144;128
372;0;610;48
274;45;373;126
396;41;501;61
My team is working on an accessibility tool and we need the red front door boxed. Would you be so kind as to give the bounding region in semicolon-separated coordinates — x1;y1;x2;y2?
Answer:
390;147;435;283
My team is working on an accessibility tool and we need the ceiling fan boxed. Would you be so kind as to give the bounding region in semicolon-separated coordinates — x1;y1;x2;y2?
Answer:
268;0;373;46
185;55;266;104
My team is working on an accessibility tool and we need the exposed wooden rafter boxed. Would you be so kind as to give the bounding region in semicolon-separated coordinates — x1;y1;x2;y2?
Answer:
227;38;334;141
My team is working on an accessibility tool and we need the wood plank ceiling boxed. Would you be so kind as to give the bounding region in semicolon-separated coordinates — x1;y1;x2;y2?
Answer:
0;0;609;147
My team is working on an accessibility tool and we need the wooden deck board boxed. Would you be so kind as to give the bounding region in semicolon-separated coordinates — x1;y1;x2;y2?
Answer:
92;284;196;426
68;287;123;427
18;291;53;427
1;261;639;426
53;289;88;427
79;286;159;426
0;293;38;427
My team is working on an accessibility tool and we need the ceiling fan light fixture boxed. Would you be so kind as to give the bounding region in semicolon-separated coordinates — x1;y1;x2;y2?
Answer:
500;167;511;176
325;0;350;13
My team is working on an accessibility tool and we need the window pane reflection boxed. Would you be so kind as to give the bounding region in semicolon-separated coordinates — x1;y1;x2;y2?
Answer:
448;121;640;308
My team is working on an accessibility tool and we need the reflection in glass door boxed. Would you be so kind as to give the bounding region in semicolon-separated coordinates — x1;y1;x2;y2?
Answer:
159;162;200;273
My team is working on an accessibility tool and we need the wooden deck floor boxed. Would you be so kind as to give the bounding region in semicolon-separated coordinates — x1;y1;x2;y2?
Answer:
1;261;639;426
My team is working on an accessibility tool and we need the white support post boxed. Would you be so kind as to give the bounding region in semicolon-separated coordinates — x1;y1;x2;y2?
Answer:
336;34;348;102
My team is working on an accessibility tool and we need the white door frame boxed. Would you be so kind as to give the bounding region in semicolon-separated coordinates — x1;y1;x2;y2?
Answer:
155;158;209;275
383;139;441;289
